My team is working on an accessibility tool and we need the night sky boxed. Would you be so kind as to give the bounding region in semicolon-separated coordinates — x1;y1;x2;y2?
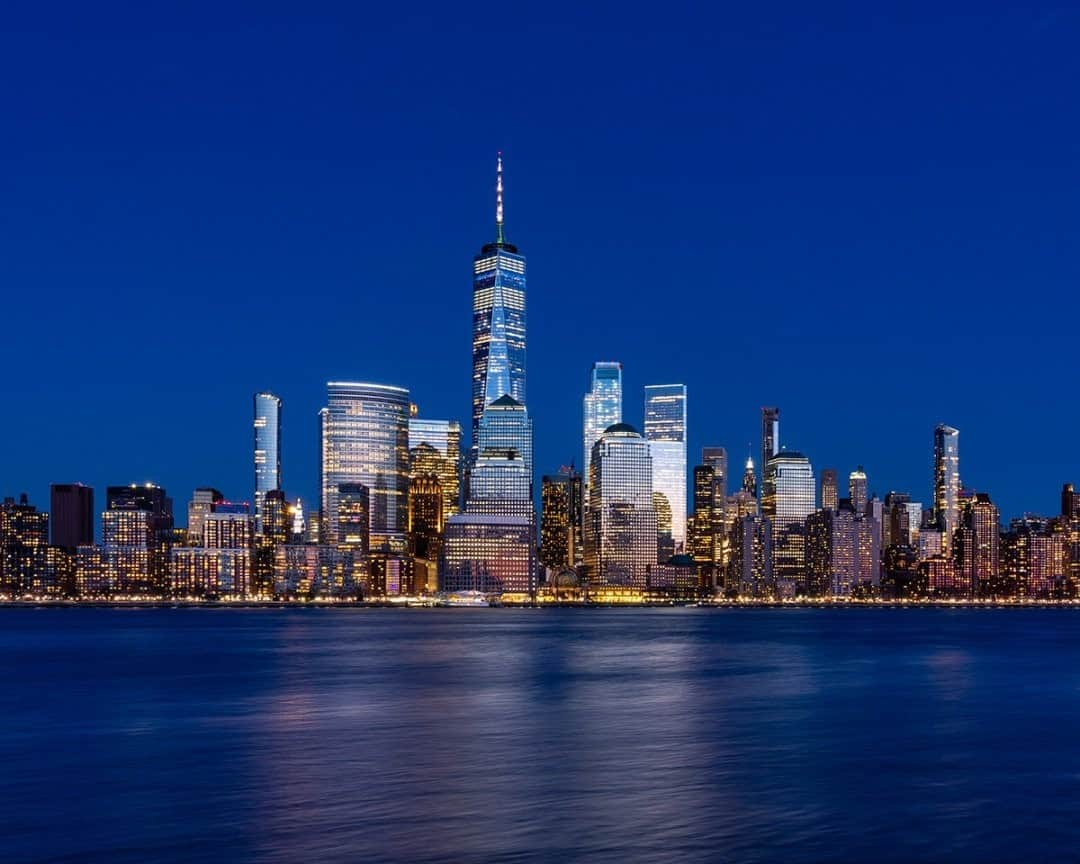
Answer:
3;2;1078;528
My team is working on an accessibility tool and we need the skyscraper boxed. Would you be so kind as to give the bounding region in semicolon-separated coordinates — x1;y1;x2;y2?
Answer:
761;407;780;493
540;469;584;573
701;447;728;500
476;395;533;477
934;425;960;554
742;456;757;498
408;417;462;517
820;469;839;512
186;488;223;546
472;153;526;444
583;362;622;485
849;466;868;515
762;451;816;594
320;382;410;551
644;384;687;552
584;423;657;588
49;483;94;550
954;491;999;596
253;392;282;536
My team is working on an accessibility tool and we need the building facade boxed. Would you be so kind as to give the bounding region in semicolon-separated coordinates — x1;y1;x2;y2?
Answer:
644;384;687;552
253;392;282;535
583;361;622;486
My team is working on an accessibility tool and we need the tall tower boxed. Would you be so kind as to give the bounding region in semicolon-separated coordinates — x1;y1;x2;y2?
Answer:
583;361;623;485
934;425;960;554
820;469;839;511
253;392;282;535
472;153;526;446
762;451;816;594
320;382;410;551
849;466;868;515
644;384;688;552
761;407;780;496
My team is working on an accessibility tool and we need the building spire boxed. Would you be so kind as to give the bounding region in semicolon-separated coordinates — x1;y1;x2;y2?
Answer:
496;151;504;244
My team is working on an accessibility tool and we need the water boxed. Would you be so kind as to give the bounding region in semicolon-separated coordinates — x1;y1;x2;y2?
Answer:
2;607;1079;863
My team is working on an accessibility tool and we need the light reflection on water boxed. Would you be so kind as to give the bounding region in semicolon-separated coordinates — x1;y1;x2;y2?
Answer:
2;607;1080;863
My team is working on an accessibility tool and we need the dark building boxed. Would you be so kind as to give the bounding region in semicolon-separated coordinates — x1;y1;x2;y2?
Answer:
50;483;94;550
0;494;50;595
540;468;583;573
408;473;444;562
819;469;838;512
106;484;174;537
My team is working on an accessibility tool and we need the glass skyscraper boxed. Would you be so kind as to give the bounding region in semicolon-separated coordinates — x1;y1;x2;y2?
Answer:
408;417;462;517
320;382;410;550
472;154;526;444
476;395;533;478
934;424;960;555
643;384;687;552
583;361;622;485
253;392;282;536
762;451;816;594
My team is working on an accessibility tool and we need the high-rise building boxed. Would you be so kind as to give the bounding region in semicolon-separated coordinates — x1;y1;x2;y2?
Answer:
472;153;526;444
320;382;410;551
441;514;535;595
849;466;868;516
729;514;773;597
50;483;94;550
253;392;282;535
584;423;657;588
934;424;960;554
0;494;49;596
476;395;533;478
701;447;728;500
762;451;816;594
408;417;462;517
742;456;757;498
187;487;223;546
407;474;443;562
583;362;622;486
1001;517;1066;598
805;505;856;597
540;469;584;573
644;384;687;552
760;407;780;493
954;491;999;596
203;502;252;550
465;449;534;524
820;469;839;512
337;483;371;554
106;484;174;539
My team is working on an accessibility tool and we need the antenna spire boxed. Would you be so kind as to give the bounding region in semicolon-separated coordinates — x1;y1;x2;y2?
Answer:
496;151;504;244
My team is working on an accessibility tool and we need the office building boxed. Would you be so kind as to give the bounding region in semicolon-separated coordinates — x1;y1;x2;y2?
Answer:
583;362;622;488
540;468;584;573
849;466;868;516
187;488;223;546
320;382;410;550
762;451;815;594
472;153;526;442
408;417;462;517
644;384;687;551
934;424;960;554
49;483;94;550
761;407;780;492
820;469;838;512
729;514;773;597
441;513;535;595
476;395;533;478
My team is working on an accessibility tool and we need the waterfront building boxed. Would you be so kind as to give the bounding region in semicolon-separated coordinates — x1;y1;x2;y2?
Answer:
186;487;223;546
441;513;535;594
805;505;856;597
253;392;282;535
320;382;410;551
107;484;174;540
408;417;462;517
0;494;49;596
472;153;526;442
729;513;773;597
203;503;253;550
933;425;960;554
49;483;94;550
953;491;1000;596
170;547;251;597
583;362;622;488
762;451;816;594
584;423;657;588
644;384;687;551
337;483;371;554
466;448;535;524
1001;516;1067;598
408;473;443;562
540;468;584;573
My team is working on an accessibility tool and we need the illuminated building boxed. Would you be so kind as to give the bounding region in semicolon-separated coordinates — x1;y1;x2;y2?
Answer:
1002;516;1066;598
261;490;290;546
953;492;999;597
186;487;223;546
654;492;674;563
441;513;535;594
848;466;868;515
583;362;622;489
651;554;699;594
367;551;415;597
320;382;410;550
253;392;282;535
0;494;49;596
170;547;251;597
882;545;924;599
98;507;156;596
472;153;526;443
762;451;815;594
644;384;687;551
106;484;174;540
203;503;252;550
50;483;93;550
476;395;533;478
273;544;362;599
933;424;960;554
466;448;535;524
760;407;780;495
921;555;960;597
855;511;881;590
701;447;728;499
820;469;838;512
584;423;657;588
742;456;757;498
337;483;370;554
729;514;773;597
884;492;921;548
918;523;944;561
1059;483;1080;595
408;473;443;561
540;468;583;572
805;505;856;597
408;417;462;517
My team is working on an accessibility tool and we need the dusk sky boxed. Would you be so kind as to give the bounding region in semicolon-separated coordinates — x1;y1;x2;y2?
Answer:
3;2;1078;525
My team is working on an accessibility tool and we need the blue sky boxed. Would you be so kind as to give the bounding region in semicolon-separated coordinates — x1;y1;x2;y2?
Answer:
2;2;1078;526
